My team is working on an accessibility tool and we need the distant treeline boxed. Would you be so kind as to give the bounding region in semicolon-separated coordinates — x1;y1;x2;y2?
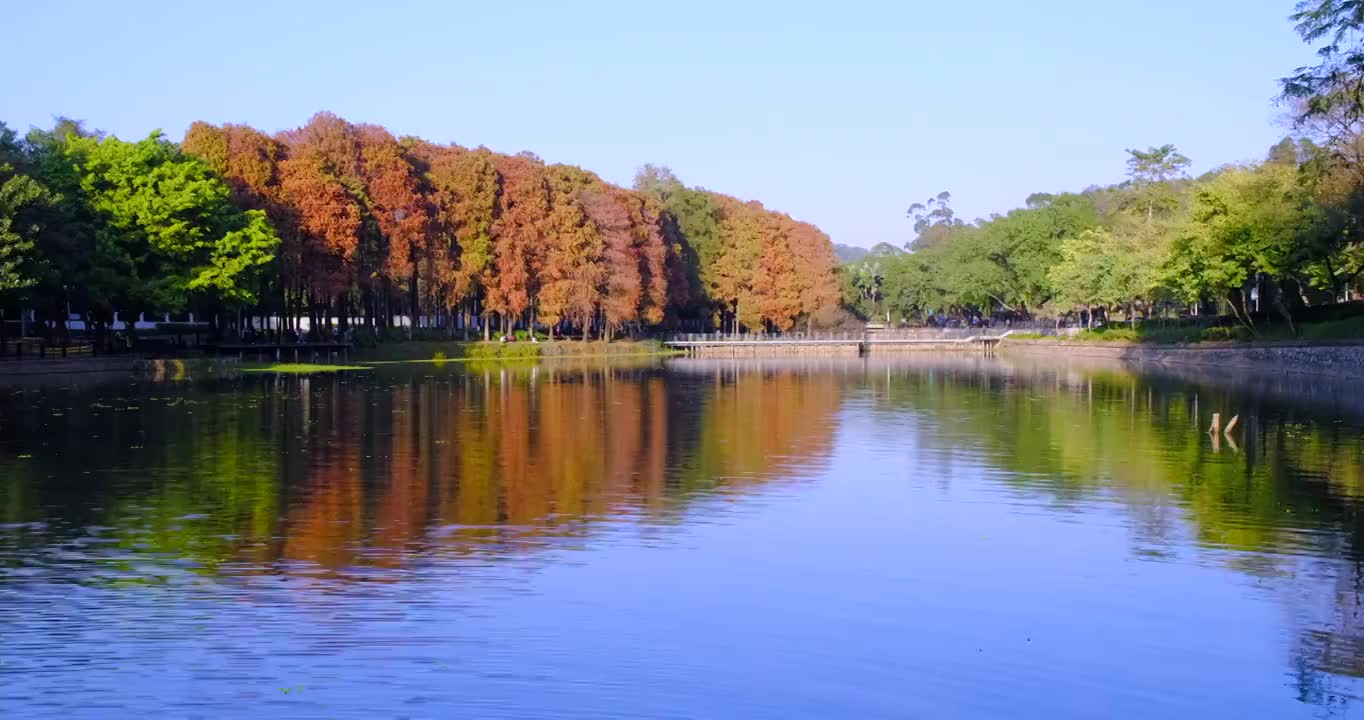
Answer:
844;142;1364;332
0;113;841;342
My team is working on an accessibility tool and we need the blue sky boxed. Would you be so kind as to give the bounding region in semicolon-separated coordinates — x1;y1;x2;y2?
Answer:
7;0;1317;248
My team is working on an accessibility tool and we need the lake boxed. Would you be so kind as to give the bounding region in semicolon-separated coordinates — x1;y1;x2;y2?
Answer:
3;355;1364;718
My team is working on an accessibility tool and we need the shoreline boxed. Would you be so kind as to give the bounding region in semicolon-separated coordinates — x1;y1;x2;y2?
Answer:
4;337;1363;381
0;340;684;382
350;338;677;362
1000;338;1364;379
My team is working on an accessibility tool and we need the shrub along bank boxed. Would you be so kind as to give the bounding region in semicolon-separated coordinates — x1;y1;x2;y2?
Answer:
354;339;677;363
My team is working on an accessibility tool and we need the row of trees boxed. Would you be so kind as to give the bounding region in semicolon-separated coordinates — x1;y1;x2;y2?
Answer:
845;1;1364;333
846;138;1363;332
0;113;841;343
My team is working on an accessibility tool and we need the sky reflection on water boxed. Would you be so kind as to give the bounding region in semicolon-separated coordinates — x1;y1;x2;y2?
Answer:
2;356;1363;718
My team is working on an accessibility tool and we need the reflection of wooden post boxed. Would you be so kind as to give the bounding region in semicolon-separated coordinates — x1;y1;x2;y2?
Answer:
1209;413;1221;434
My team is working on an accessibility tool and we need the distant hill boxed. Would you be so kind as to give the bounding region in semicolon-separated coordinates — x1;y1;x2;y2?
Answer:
837;242;906;265
867;242;906;258
834;244;870;263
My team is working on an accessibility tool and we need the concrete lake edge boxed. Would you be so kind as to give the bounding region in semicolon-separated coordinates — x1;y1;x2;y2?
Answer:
1000;338;1364;379
3;338;1361;381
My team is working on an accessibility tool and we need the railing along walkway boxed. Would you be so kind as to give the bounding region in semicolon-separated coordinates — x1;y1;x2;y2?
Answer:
665;330;1012;347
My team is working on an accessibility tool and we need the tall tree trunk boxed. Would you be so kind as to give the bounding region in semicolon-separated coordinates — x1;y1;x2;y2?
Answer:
1226;289;1257;335
409;266;419;338
1268;277;1298;336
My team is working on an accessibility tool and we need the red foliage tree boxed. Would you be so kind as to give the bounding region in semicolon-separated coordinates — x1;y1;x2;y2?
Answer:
181;112;843;339
355;124;432;328
582;187;639;338
276;114;365;321
631;193;671;327
488;153;548;336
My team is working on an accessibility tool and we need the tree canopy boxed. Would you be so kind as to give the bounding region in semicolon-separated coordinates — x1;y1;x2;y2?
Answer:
841;135;1363;333
2;114;843;340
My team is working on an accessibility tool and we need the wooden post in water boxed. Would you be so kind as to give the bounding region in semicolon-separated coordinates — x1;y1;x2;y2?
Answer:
1223;414;1239;435
1208;413;1221;434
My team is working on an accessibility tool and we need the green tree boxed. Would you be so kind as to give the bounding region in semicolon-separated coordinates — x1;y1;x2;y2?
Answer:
1125;144;1191;221
977;193;1100;314
906;190;965;249
1105;222;1170;324
881;250;945;322
1163;165;1309;331
16;119;106;333
0;124;52;297
1266;137;1302;167
1296;140;1364;300
0;169;50;295
66;132;279;323
845;258;885;319
1049;229;1117;327
1282;0;1364;139
937;228;1008;311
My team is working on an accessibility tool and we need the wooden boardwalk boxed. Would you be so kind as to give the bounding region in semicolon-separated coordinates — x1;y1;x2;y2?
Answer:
211;342;354;363
665;331;1012;357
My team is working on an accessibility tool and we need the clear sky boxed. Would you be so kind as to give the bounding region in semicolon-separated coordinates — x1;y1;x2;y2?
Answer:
6;0;1318;248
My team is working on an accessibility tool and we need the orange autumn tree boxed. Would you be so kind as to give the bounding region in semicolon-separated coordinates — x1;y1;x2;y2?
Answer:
417;144;500;336
753;212;802;331
628;192;670;328
181;123;290;319
618;191;671;329
181;123;282;211
580;186;671;338
787;218;842;331
537;165;604;338
400;139;461;328
710;197;767;332
180;114;842;339
488;153;547;338
582;186;641;339
355;124;431;331
275;114;365;328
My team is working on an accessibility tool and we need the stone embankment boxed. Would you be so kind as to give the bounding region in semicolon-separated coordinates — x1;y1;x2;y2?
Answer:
1001;340;1364;379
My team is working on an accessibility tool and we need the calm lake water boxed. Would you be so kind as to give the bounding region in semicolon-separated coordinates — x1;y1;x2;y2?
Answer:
3;355;1364;718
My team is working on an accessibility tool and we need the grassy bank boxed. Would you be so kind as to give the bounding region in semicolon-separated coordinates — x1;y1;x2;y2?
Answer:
354;338;680;363
241;362;373;374
1010;315;1364;345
